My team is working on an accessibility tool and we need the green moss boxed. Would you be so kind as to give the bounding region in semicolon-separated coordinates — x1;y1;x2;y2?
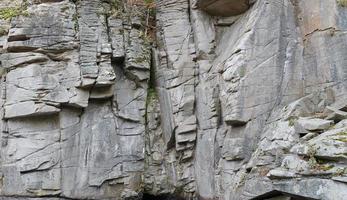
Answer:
0;7;22;20
147;88;157;103
0;6;28;20
308;157;317;169
72;12;79;32
333;131;347;143
316;164;334;171
336;131;347;136
287;116;298;127
236;171;248;189
334;167;347;176
338;0;347;7
138;30;152;44
0;68;7;77
336;137;347;143
109;0;121;8
327;123;335;130
307;145;318;169
60;5;70;13
144;0;154;4
108;0;123;17
144;87;157;126
0;27;8;36
239;67;246;78
309;157;334;171
307;145;337;171
134;55;148;63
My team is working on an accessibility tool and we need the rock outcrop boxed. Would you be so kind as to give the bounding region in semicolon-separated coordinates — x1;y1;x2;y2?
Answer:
196;0;250;16
0;0;347;199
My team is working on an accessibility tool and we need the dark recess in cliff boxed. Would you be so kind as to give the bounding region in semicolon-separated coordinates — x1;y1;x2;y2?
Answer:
142;193;186;200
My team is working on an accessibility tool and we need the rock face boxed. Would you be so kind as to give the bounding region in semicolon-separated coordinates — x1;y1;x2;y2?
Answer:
0;0;347;199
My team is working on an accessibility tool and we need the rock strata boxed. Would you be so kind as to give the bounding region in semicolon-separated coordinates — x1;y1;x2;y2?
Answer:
0;0;347;199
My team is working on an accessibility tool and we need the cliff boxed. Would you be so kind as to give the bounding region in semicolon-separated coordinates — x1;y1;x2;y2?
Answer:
0;0;347;199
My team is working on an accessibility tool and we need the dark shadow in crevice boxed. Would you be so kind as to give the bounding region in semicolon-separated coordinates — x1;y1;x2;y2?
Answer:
111;56;126;81
142;193;186;200
250;190;318;200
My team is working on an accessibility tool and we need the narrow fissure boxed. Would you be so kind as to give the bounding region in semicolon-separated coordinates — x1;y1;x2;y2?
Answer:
142;193;186;200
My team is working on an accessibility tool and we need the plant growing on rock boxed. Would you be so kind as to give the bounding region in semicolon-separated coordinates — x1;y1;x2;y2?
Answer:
0;1;29;20
125;0;156;41
0;6;28;20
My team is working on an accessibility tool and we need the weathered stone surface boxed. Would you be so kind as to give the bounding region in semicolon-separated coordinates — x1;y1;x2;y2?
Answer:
1;0;347;199
221;138;244;161
0;52;48;69
291;127;347;161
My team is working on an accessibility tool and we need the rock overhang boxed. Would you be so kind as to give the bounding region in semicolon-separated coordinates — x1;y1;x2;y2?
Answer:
196;0;250;17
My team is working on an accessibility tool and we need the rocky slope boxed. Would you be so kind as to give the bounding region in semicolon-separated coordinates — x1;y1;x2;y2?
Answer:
0;0;347;199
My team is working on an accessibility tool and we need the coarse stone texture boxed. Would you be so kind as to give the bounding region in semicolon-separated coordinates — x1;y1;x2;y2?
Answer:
0;0;347;199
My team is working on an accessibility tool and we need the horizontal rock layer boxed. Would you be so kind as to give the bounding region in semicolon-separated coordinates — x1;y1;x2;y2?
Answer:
0;0;347;200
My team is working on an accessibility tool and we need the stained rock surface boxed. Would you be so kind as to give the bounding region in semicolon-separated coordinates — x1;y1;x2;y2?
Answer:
0;0;347;199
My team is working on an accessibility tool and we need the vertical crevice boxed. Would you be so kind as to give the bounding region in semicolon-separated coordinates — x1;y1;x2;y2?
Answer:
145;49;156;126
71;0;80;39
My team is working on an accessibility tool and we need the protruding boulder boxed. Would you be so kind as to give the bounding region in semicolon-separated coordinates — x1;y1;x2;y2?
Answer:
291;128;347;161
325;106;347;122
296;117;333;131
267;168;299;179
196;0;250;17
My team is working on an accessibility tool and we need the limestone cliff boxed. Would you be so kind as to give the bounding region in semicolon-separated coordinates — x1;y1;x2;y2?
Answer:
0;0;347;199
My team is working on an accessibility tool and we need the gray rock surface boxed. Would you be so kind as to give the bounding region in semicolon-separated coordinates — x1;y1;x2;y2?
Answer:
0;0;347;199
